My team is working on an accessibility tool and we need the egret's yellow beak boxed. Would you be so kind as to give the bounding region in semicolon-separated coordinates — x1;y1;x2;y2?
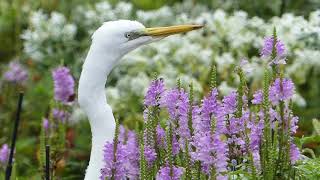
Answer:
144;24;204;37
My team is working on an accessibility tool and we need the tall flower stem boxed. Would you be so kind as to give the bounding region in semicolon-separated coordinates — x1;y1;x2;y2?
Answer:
5;92;24;180
111;120;120;180
261;68;272;179
188;83;194;137
139;131;147;180
167;123;174;178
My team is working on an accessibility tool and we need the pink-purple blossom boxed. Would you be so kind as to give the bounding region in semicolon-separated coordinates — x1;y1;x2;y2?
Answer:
144;145;157;166
160;89;190;139
252;90;263;105
290;143;300;164
3;61;28;84
52;108;69;122
261;37;286;59
52;67;75;104
100;142;127;180
144;78;165;106
0;144;9;165
193;89;220;133
42;118;50;132
222;91;237;115
156;165;183;180
269;78;294;105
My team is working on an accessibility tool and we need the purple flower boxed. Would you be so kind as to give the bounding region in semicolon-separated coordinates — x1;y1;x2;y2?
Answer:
101;126;139;179
42;118;50;132
157;125;166;147
0;144;9;165
269;78;294;105
252;90;263;105
144;79;165;106
191;131;213;164
247;118;264;170
52;67;75;104
290;116;299;134
213;134;228;177
161;89;190;139
144;145;157;166
261;37;286;60
170;132;180;155
160;89;180;120
52;108;69;122
100;142;127;180
217;175;228;180
194;89;220;133
3;61;28;84
290;143;300;164
118;125;127;144
222;91;237;115
124;131;139;178
156;165;183;180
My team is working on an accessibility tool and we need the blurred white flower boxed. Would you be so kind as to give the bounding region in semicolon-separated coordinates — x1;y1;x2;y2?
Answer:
292;93;307;107
22;11;77;62
69;106;86;124
215;53;235;73
106;87;121;108
218;81;236;95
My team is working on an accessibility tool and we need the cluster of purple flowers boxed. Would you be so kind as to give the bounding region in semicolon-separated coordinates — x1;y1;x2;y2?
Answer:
52;67;75;104
100;35;301;179
3;61;28;84
0;144;9;166
100;126;139;180
261;36;286;64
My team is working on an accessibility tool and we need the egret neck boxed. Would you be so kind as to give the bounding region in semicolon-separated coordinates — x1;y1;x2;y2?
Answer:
79;40;121;180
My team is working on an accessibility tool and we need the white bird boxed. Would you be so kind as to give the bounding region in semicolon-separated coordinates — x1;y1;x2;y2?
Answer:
78;20;202;180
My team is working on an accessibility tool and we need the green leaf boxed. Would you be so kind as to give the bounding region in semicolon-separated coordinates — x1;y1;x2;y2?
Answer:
300;135;320;145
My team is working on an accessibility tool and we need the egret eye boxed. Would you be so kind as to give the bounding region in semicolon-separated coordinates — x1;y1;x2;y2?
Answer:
124;32;131;39
124;32;141;41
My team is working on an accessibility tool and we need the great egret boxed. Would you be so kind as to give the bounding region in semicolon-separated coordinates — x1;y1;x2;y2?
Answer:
78;20;202;179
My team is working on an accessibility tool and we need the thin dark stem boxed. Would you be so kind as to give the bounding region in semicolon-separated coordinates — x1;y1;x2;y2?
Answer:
280;0;286;16
5;92;24;180
45;145;50;180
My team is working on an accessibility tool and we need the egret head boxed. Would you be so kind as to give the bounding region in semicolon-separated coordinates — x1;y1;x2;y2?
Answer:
91;20;203;56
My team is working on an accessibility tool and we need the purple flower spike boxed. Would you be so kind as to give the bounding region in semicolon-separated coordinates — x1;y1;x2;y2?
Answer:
160;88;191;142
157;125;166;147
52;67;75;104
42;118;50;132
0;144;9;165
100;142;127;180
213;135;228;175
252;90;263;105
269;78;294;105
290;143;300;164
52;108;69;123
3;61;28;84
193;89;220;133
144;145;157;166
222;91;237;115
144;78;165;106
160;89;180;120
261;37;286;59
124;131;139;178
156;165;183;180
